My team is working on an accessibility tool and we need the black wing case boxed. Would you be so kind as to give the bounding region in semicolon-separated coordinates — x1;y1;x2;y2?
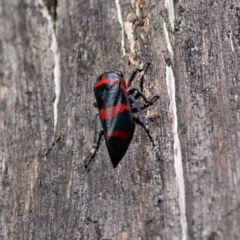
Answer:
94;78;134;167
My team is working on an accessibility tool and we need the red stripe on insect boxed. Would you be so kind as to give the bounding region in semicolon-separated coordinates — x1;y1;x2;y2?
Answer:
94;77;119;88
99;102;131;120
107;131;131;140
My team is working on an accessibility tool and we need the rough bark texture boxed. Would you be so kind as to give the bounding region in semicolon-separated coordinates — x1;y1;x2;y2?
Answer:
0;0;240;239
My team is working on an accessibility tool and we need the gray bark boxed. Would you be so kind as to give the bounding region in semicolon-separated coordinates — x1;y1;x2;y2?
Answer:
0;0;239;239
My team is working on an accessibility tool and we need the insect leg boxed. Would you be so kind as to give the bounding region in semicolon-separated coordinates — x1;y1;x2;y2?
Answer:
126;62;151;87
128;95;151;131
127;87;159;104
84;113;103;168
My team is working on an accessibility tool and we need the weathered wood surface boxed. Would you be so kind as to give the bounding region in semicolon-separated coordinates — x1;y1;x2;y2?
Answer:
0;0;240;239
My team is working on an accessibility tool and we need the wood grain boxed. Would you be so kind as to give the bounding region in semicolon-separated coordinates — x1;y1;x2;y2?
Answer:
0;0;239;239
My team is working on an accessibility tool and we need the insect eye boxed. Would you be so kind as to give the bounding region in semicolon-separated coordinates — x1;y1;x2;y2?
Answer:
96;74;103;82
116;71;123;78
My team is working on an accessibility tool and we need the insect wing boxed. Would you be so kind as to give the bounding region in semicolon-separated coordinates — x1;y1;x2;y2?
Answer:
94;75;134;166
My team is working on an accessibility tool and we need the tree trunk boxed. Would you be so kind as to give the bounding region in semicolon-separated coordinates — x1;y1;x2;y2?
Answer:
1;0;240;239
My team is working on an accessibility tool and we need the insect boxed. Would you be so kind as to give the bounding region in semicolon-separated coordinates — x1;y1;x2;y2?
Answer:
85;62;159;168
